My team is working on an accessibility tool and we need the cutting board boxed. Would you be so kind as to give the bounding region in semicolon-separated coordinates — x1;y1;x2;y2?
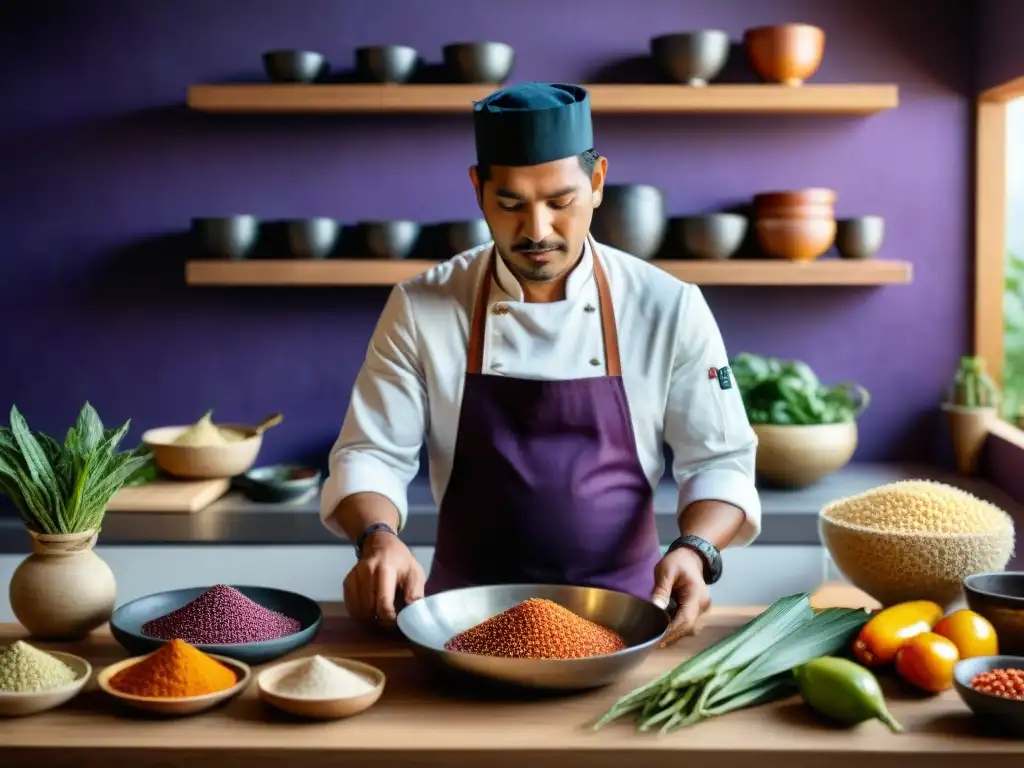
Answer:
107;478;231;514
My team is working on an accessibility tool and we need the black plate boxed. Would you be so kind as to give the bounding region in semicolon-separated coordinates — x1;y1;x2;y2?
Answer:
109;585;322;664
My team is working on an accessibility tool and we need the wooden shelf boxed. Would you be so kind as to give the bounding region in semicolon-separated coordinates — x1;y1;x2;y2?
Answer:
185;258;913;287
186;83;899;115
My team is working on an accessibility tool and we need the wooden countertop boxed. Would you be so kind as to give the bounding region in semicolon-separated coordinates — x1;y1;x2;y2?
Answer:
0;584;1021;768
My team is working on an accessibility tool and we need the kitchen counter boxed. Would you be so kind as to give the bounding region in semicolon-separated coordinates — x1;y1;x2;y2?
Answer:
0;462;1017;552
0;584;1021;768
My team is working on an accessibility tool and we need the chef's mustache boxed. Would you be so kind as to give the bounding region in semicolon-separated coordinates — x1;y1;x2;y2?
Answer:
512;238;566;252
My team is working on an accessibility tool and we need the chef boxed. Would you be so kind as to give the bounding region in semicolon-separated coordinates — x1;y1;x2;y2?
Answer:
321;82;761;645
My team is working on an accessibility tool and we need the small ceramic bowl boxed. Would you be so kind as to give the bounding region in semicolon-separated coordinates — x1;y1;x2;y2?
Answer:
262;50;329;83
672;213;747;259
744;23;825;86
963;572;1024;655
650;30;731;87
98;652;251;716
836;216;885;260
442;42;515;84
0;652;92;717
755;217;836;261
953;654;1024;736
239;464;322;503
354;45;421;83
257;656;385;720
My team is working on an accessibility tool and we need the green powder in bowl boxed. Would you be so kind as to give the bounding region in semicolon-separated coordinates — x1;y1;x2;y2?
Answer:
0;641;79;693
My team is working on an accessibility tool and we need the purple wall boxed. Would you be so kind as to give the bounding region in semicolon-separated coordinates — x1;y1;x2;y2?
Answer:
976;0;1024;91
0;0;974;478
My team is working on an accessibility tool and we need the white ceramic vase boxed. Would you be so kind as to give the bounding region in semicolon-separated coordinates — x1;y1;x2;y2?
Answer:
8;528;117;640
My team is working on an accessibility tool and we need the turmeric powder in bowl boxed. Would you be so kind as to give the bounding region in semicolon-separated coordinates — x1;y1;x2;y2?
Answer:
109;639;237;698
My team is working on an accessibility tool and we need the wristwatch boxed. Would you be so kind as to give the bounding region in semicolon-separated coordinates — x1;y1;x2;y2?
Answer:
667;535;723;585
355;522;397;559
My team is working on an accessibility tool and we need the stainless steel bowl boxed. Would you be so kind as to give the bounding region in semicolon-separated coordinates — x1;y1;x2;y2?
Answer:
396;583;668;691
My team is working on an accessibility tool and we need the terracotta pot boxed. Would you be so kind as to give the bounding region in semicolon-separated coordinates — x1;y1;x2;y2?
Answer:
755;217;836;261
753;422;857;487
9;529;117;640
755;203;834;220
744;24;826;86
942;403;996;476
754;188;836;209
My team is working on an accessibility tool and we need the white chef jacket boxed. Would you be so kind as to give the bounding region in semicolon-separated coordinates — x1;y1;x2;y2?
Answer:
320;239;762;547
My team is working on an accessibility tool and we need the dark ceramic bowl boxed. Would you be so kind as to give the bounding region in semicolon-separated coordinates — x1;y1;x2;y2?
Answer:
953;654;1024;736
651;30;731;86
440;219;491;254
361;220;421;259
836;215;885;260
355;45;421;83
442;42;515;84
262;50;330;84
191;216;259;260
670;213;747;259
237;464;322;504
285;218;341;260
964;572;1024;655
590;184;667;260
109;585;323;665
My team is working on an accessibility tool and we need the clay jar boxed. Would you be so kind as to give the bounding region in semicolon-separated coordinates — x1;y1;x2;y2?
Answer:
9;529;117;640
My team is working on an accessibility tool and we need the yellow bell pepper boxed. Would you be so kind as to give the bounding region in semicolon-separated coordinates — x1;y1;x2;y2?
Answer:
852;600;944;667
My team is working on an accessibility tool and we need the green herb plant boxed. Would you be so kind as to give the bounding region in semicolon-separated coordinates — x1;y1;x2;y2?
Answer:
592;593;870;734
945;356;1001;410
0;403;151;535
729;352;870;426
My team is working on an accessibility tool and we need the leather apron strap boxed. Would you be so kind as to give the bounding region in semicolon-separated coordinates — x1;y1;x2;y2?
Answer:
467;235;622;376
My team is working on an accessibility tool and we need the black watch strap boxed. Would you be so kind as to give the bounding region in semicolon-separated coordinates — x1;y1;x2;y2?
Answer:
667;534;723;585
355;522;397;558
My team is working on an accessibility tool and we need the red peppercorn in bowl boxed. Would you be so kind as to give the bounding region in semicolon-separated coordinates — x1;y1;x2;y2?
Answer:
952;654;1024;735
396;583;669;691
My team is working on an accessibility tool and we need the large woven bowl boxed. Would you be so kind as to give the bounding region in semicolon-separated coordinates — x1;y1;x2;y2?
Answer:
819;511;1014;609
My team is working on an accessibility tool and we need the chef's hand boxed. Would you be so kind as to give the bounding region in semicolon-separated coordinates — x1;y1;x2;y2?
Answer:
650;547;712;647
343;532;425;627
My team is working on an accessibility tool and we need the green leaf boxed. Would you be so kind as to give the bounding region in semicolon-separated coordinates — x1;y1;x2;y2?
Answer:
706;607;870;705
729;353;870;426
0;403;142;534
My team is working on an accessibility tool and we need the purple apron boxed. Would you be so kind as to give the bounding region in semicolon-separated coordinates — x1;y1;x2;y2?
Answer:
425;238;661;601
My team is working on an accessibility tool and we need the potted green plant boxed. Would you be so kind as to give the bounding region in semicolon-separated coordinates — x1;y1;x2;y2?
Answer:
940;355;1001;476
0;402;150;639
729;352;871;487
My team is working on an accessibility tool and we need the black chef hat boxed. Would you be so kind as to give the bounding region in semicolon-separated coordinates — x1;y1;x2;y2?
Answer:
472;82;593;167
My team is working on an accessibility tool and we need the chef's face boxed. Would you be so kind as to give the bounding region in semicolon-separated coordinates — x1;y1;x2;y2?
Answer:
470;154;608;285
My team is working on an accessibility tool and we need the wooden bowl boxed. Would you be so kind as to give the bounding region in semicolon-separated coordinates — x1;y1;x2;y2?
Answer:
98;652;251;716
257;656;385;720
753;422;857;488
754;188;836;209
755;217;836;261
0;652;92;717
755;203;834;220
141;413;281;480
744;24;825;86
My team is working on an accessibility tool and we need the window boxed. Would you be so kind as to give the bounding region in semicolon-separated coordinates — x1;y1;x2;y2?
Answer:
1002;98;1024;422
975;76;1024;441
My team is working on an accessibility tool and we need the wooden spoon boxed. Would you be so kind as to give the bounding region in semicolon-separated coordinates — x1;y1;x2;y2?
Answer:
253;413;283;434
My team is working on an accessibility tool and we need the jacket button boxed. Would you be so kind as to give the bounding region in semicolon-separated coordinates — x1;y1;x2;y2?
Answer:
492;304;510;315
584;304;596;313
590;358;600;366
